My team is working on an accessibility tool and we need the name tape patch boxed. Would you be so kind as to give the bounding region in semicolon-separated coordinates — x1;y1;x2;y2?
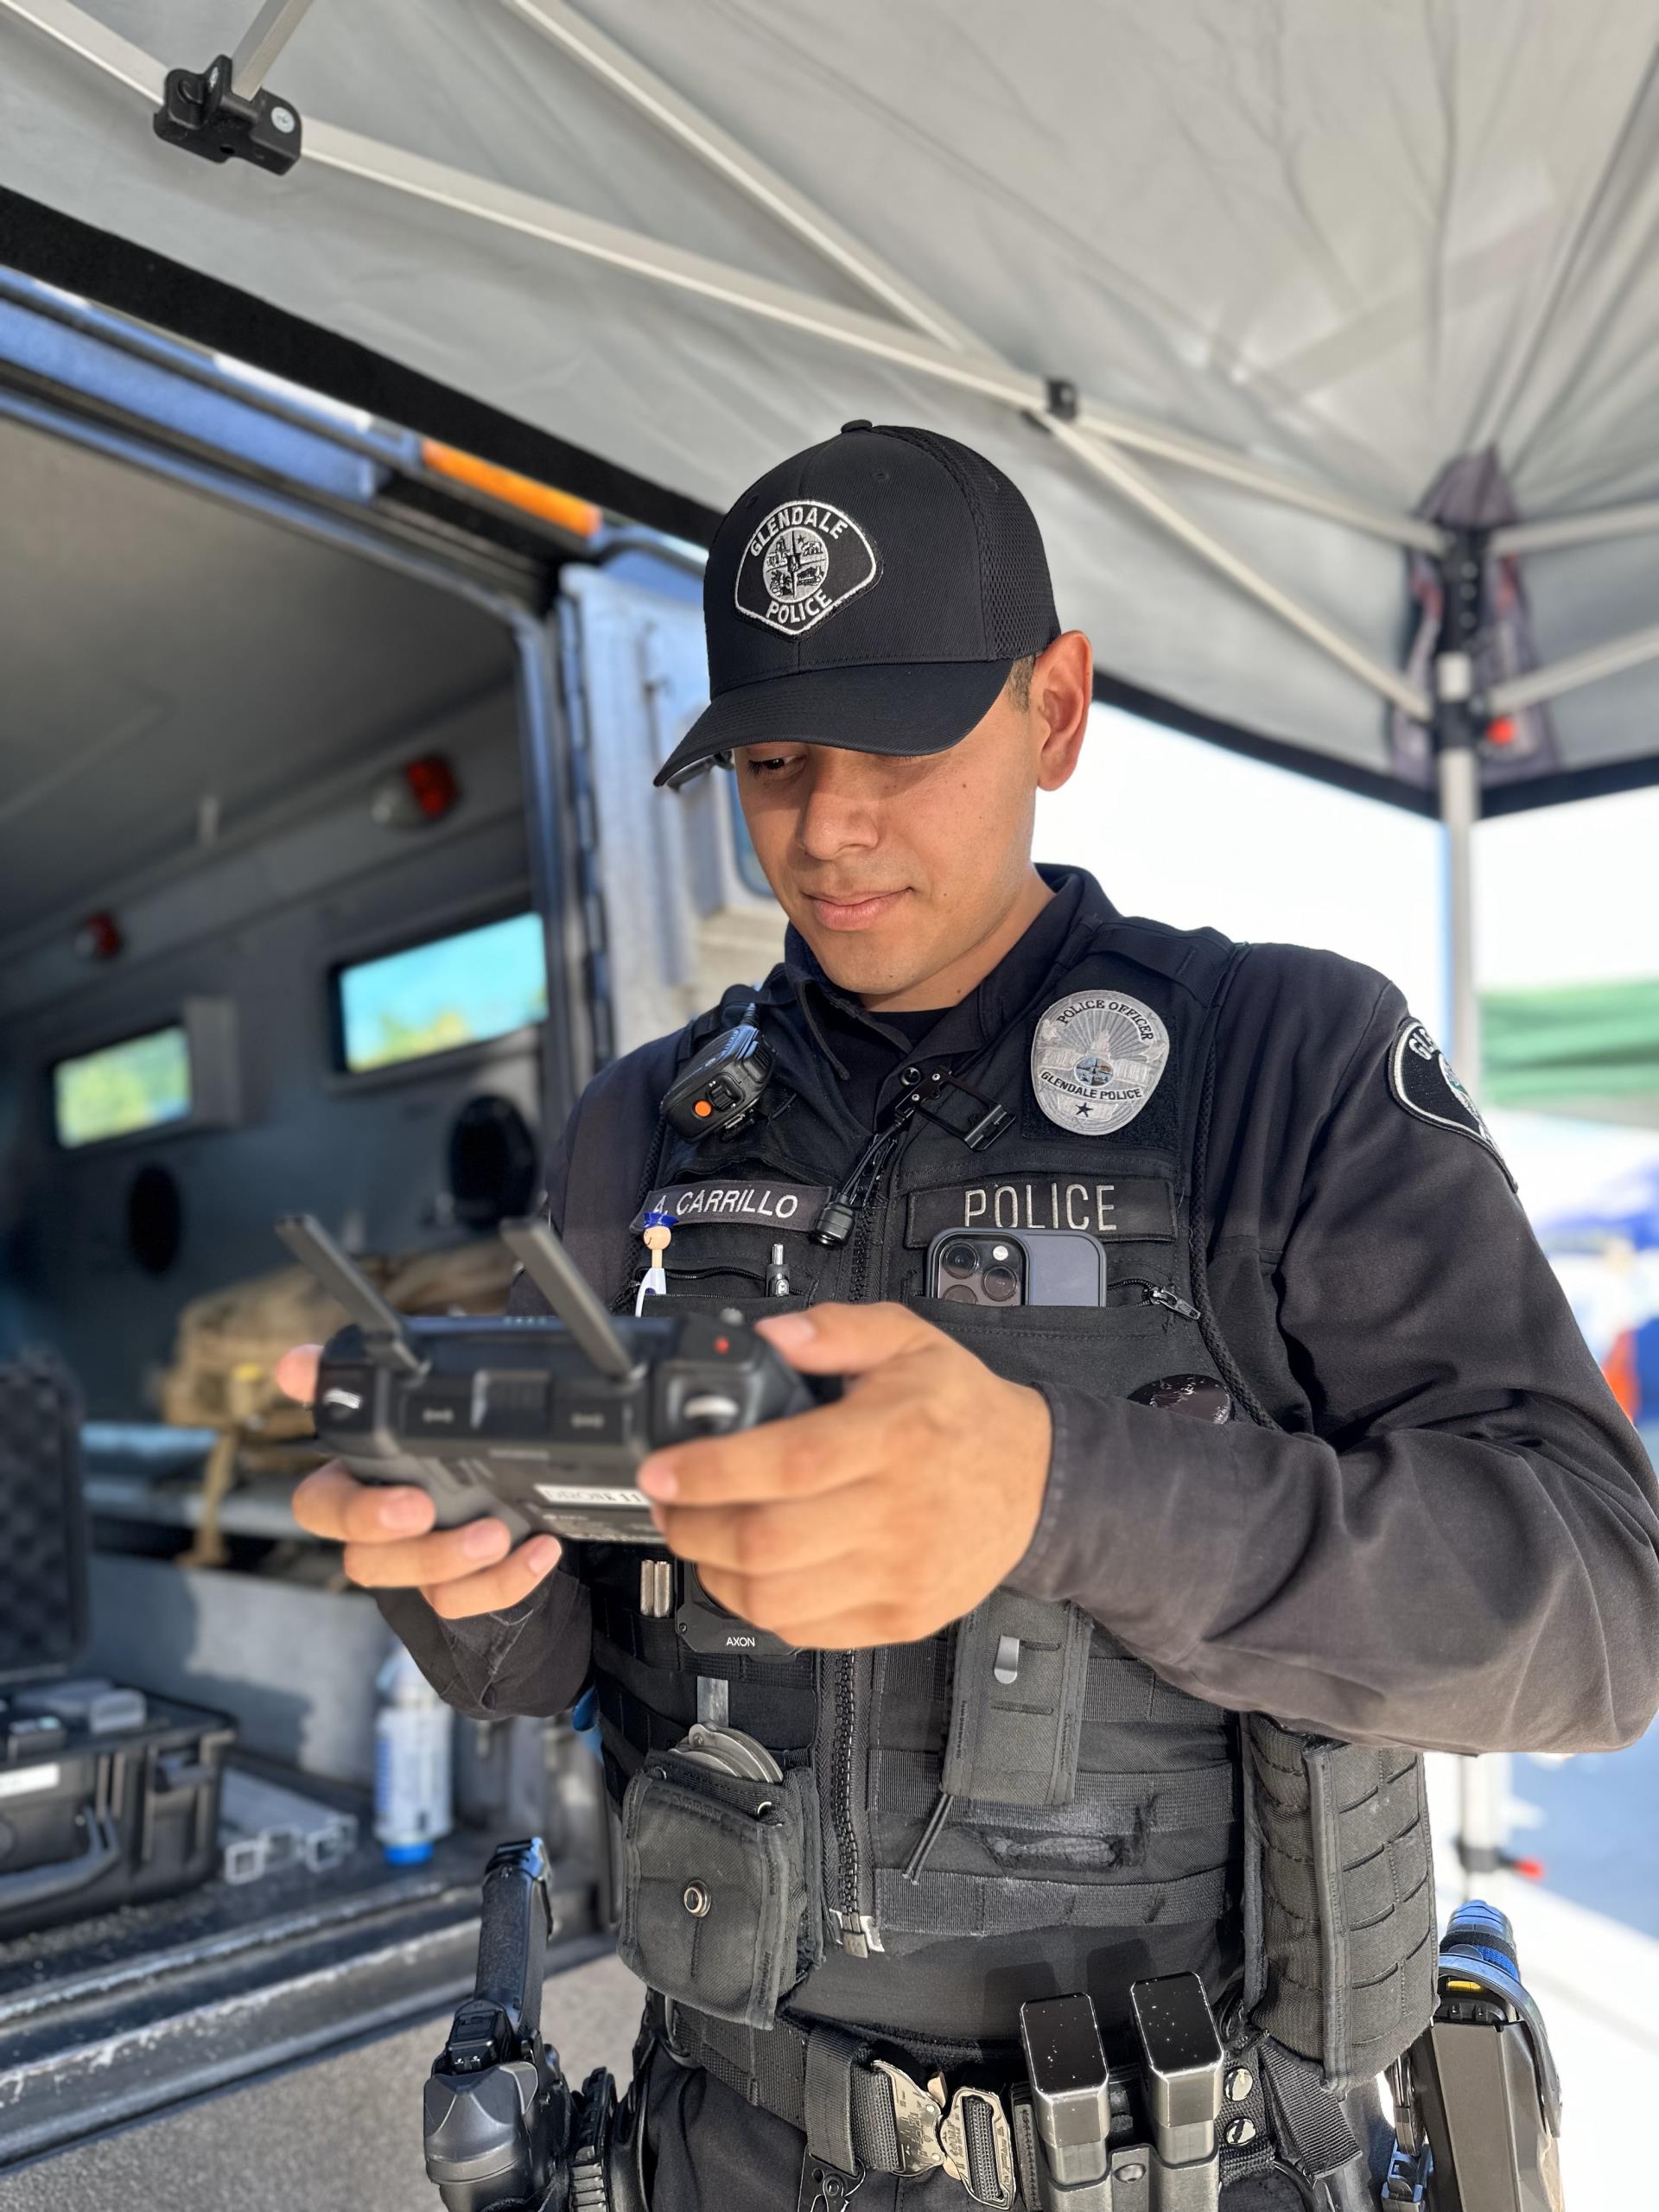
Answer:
906;1177;1176;1249
1387;1019;1515;1187
631;1181;830;1235
734;499;879;637
1030;990;1170;1135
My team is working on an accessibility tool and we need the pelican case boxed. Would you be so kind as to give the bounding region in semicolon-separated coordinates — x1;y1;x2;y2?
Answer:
0;1351;234;1940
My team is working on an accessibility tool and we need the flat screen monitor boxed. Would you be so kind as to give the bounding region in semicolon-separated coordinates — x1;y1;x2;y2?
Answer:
335;911;548;1074
53;1025;194;1149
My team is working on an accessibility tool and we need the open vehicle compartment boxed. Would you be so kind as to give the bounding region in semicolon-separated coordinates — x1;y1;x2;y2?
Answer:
0;272;779;2170
0;1814;606;2169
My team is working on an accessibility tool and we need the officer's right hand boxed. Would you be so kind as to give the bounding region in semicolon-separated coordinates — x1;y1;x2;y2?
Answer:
274;1346;563;1618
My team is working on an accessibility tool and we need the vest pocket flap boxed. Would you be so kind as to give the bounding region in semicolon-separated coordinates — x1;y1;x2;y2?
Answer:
617;1759;818;2029
909;1296;1186;1395
941;1592;1094;1808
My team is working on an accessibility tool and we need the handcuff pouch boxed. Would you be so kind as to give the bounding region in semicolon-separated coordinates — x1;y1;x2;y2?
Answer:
617;1750;821;2028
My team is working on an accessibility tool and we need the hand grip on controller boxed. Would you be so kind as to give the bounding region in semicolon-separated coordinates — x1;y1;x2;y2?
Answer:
353;1441;536;1545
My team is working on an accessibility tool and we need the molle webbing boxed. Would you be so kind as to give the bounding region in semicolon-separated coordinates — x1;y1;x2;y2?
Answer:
1243;1715;1437;2093
589;1584;817;1788
941;1592;1094;1807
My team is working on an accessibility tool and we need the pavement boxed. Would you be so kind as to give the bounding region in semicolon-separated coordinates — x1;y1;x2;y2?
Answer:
1423;1752;1659;2207
1514;1732;1659;1937
1500;1876;1659;2206
2;1949;645;2212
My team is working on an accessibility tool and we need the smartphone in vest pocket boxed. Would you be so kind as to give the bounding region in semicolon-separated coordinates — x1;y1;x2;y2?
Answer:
926;1225;1106;1307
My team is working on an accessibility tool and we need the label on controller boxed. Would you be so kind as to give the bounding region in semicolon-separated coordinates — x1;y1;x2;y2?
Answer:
534;1484;651;1510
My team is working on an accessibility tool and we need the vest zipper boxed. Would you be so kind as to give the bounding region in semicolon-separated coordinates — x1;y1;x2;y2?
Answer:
824;1649;881;1955
828;1106;929;1950
828;1068;995;1956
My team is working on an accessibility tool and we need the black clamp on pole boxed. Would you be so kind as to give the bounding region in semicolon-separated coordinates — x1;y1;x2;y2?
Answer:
153;54;303;175
153;0;317;176
1045;378;1081;423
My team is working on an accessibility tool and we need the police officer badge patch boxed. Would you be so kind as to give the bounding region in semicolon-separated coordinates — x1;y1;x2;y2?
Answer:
1030;991;1170;1135
734;499;879;636
1388;1019;1515;1186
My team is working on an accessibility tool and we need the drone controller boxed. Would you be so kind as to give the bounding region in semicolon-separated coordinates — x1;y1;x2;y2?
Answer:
275;1213;825;1546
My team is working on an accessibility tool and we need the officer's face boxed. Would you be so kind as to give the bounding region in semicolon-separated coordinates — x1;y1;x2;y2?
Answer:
733;632;1092;1007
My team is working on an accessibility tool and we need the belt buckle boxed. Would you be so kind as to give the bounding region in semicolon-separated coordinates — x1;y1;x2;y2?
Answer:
868;2063;1016;2209
940;2085;1017;2210
869;2060;947;2176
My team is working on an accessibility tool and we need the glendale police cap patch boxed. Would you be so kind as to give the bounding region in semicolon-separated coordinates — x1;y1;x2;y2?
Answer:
734;499;879;636
1030;990;1170;1135
1388;1019;1515;1186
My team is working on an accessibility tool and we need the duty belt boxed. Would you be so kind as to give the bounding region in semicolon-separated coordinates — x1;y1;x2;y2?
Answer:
650;1996;1373;2206
653;1995;1026;2206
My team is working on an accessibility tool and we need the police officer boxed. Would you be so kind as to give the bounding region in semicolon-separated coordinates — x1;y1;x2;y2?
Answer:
281;424;1659;2210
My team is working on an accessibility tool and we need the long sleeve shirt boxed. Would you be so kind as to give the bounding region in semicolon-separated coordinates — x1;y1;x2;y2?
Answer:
377;873;1659;1758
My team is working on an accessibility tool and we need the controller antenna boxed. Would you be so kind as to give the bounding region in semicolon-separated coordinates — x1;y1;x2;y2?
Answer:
499;1217;638;1380
275;1214;424;1376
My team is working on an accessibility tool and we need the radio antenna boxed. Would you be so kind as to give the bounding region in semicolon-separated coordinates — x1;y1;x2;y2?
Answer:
499;1217;637;1380
275;1214;423;1375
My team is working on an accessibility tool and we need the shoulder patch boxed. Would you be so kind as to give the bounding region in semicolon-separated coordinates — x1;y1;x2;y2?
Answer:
1387;1020;1515;1188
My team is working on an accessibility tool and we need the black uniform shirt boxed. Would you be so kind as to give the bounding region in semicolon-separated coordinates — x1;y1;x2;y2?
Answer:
381;869;1659;1762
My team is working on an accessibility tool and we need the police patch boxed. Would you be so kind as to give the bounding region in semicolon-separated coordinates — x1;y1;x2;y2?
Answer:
1388;1020;1515;1185
1029;991;1170;1135
734;499;879;636
906;1177;1176;1248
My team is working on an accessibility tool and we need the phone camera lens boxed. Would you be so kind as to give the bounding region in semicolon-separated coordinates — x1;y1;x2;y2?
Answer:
942;1242;980;1276
941;1283;976;1303
982;1264;1020;1302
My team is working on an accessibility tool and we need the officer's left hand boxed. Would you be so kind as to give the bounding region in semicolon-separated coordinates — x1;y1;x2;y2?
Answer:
637;1305;1051;1648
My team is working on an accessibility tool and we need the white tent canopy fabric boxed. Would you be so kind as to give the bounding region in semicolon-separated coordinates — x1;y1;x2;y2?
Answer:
6;0;1659;809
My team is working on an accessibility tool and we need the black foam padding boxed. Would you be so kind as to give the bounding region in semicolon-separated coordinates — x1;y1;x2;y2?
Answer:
0;1353;89;1686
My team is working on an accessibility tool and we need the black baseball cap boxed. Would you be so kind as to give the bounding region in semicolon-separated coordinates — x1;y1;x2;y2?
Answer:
653;423;1060;788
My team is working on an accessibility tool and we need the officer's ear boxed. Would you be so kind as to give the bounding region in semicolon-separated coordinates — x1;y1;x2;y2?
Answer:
1030;631;1092;792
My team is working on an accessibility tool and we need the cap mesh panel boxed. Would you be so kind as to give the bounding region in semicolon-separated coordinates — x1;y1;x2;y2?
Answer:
877;427;1058;657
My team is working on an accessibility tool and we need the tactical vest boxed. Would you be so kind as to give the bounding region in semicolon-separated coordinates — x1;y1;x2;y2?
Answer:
560;912;1435;2099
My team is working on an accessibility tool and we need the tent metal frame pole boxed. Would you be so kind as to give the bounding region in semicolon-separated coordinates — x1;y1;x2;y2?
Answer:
1439;741;1482;1096
1432;538;1512;1905
8;0;1432;719
318;103;1438;721
1487;620;1659;716
493;0;1446;557
1491;501;1659;557
3;0;156;95
1046;416;1430;719
8;0;1433;721
229;0;316;99
496;0;988;360
1430;539;1487;1095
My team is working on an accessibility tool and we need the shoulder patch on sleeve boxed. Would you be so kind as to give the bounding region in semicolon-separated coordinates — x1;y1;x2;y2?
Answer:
1388;1019;1516;1189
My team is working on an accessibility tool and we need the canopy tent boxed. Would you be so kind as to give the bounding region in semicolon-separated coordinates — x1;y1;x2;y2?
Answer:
7;0;1655;1891
7;0;1659;1077
1486;979;1659;1128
